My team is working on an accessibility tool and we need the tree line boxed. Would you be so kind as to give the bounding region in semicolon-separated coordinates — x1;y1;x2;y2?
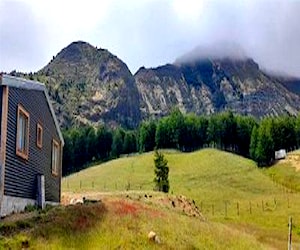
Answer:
62;109;300;176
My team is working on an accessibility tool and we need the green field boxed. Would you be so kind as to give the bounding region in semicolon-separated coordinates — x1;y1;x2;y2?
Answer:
61;148;300;248
2;148;300;249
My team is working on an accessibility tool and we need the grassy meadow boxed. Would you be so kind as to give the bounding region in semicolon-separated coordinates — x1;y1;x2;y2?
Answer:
2;148;300;249
62;148;300;248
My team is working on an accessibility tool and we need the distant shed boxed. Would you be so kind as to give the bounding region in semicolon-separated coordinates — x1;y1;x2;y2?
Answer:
275;149;287;160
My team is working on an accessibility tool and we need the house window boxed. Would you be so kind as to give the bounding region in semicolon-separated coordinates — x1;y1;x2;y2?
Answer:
52;139;60;176
16;105;30;159
36;123;43;149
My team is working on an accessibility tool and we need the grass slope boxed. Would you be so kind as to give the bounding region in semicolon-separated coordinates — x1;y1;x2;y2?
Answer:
0;198;264;249
263;150;300;192
62;148;300;248
2;149;300;249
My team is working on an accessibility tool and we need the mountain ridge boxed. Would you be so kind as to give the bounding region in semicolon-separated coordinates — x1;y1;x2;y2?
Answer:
136;56;300;119
7;41;300;128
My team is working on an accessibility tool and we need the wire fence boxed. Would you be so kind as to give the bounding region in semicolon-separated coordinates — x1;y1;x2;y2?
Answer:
195;197;294;218
62;177;300;248
63;179;299;216
63;179;152;192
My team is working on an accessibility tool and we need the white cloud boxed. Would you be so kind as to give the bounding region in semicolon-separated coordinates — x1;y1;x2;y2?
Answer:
0;0;300;76
172;0;205;22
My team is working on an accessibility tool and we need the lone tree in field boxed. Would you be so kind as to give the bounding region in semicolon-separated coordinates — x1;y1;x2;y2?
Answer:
154;150;169;193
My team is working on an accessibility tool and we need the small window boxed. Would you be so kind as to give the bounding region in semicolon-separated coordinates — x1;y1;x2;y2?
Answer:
52;139;60;176
36;123;43;149
16;105;30;159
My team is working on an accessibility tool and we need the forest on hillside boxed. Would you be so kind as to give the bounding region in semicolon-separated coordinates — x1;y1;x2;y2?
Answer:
62;110;300;176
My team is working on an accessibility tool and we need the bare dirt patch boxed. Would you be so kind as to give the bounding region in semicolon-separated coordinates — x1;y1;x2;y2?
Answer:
152;195;205;220
280;153;300;171
61;191;205;220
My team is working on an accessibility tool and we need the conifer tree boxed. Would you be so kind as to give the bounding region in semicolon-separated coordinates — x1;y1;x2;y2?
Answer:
153;150;169;193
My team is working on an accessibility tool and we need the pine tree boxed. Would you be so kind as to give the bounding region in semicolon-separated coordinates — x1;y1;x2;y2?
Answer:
153;150;169;193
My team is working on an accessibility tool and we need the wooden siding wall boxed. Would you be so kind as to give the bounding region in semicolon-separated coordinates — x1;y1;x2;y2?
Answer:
0;87;2;139
0;86;4;203
5;87;61;202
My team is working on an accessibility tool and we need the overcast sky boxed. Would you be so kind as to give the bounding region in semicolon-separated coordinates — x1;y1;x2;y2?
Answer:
0;0;300;76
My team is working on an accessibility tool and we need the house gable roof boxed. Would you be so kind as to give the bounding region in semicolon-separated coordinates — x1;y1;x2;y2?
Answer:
0;74;64;146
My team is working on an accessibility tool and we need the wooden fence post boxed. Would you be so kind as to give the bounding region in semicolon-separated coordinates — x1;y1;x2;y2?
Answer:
288;216;292;250
237;202;239;216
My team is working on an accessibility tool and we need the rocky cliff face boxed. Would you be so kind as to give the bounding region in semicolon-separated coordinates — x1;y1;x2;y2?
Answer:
27;41;300;129
38;41;141;128
274;76;300;96
135;57;300;120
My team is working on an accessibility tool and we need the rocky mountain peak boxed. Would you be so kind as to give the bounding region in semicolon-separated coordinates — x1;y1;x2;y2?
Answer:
25;41;300;129
136;51;300;119
55;41;94;62
37;41;141;129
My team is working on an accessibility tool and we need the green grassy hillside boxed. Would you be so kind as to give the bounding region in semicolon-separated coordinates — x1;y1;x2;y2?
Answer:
62;148;300;248
2;149;300;249
63;148;295;204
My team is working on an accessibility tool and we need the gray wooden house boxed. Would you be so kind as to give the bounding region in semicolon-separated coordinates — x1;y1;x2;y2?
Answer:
0;74;64;216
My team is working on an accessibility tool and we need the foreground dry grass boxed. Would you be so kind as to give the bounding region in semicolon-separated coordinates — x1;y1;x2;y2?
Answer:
0;194;265;249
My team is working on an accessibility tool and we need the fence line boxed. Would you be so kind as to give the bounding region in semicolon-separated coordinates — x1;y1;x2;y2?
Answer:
62;179;299;218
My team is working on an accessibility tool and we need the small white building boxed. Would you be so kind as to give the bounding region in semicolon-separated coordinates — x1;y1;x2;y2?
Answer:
275;149;287;160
